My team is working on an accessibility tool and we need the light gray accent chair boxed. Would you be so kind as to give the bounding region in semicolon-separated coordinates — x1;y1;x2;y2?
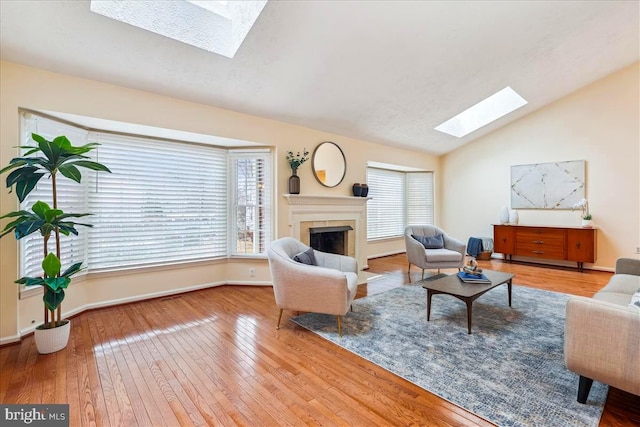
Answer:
267;237;358;336
405;225;466;279
565;257;640;403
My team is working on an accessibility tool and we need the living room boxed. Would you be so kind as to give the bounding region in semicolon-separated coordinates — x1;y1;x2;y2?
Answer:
0;1;638;426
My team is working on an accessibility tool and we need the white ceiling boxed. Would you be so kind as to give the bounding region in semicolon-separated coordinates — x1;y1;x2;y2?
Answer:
1;1;638;155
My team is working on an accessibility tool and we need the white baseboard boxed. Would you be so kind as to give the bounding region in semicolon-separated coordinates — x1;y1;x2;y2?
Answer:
0;334;21;346
368;249;406;259
17;280;274;338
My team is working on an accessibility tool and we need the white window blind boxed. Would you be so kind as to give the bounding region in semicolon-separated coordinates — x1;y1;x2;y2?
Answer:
367;168;405;239
229;150;272;255
86;133;228;269
19;113;89;280
407;172;434;225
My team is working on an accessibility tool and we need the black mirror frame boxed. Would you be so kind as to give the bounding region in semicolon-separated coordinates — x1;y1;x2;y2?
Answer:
312;141;347;188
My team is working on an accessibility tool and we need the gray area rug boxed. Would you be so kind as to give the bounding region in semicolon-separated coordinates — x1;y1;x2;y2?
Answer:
291;282;607;427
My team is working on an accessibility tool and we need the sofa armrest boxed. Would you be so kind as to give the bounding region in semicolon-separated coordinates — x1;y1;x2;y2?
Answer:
564;296;640;396
615;258;640;276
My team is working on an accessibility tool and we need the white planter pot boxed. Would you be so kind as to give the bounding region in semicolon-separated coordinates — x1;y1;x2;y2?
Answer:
581;219;593;228
35;319;70;354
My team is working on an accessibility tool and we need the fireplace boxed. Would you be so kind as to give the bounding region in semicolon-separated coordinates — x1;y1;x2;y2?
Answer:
284;194;370;269
309;225;353;255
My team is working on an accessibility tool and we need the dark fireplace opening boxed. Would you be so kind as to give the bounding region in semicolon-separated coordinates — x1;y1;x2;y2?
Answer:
309;226;353;256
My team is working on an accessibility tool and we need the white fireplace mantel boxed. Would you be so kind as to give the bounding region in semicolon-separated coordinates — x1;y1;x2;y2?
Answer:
284;194;371;269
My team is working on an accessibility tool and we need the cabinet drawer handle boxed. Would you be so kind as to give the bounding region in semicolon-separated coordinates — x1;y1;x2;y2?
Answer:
533;240;544;244
575;242;581;249
532;250;544;255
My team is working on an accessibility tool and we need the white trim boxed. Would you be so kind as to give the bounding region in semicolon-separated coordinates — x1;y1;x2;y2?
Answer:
367;249;406;259
0;334;22;346
17;280;271;338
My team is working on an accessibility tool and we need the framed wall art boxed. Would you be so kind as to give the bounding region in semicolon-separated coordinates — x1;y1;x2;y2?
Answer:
510;160;585;209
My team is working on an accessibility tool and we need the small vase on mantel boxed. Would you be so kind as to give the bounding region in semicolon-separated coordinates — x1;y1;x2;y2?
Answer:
499;206;510;224
289;168;300;194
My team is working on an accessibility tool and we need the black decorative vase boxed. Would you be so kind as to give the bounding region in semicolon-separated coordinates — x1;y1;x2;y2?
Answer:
352;183;363;196
360;184;369;197
289;168;300;194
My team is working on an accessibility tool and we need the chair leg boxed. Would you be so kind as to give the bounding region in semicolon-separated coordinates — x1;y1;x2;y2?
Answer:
577;375;593;404
337;315;342;337
421;269;425;280
276;309;283;330
437;268;441;274
408;262;411;273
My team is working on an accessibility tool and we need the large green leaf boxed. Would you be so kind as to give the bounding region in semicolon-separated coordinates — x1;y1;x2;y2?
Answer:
0;160;27;175
31;201;51;218
14;219;45;239
36;134;61;166
42;253;61;278
15;173;45;202
43;208;64;223
61;262;84;278
5;166;38;187
14;277;45;287
58;164;82;183
43;288;65;311
44;276;70;292
69;160;111;173
0;210;31;220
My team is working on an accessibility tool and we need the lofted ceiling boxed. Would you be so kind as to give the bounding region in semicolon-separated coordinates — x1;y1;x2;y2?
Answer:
0;0;638;155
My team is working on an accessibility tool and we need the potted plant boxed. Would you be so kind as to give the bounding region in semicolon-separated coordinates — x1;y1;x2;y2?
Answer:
571;198;592;228
0;133;110;353
286;148;309;195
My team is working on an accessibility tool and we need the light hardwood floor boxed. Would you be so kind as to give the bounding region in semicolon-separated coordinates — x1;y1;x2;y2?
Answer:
1;255;639;426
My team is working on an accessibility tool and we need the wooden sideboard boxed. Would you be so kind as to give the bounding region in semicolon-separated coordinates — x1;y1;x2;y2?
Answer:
493;224;596;271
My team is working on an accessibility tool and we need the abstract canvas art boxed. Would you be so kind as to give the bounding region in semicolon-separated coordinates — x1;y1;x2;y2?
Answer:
511;160;585;209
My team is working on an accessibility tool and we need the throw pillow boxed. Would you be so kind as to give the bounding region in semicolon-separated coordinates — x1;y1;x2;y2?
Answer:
629;288;640;310
293;248;317;265
412;234;444;249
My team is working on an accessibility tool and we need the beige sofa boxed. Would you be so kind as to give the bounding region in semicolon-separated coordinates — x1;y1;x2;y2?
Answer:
564;258;640;403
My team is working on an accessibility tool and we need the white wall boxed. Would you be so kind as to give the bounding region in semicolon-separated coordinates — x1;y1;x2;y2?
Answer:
441;62;640;270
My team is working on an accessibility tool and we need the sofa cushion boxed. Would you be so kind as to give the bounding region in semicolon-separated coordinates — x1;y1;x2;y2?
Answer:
293;248;317;265
593;291;634;307
630;289;640;310
424;248;463;262
413;234;444;249
600;274;640;295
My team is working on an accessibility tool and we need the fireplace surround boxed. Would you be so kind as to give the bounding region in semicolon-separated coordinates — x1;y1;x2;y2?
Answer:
284;195;370;270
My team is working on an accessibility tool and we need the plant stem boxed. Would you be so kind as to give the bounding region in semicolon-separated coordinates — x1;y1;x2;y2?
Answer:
52;171;62;327
43;234;49;325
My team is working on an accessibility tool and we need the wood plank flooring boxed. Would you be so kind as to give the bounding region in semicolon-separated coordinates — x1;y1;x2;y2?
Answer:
1;255;639;426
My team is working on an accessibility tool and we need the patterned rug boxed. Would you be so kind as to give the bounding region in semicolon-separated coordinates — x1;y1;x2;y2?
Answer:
291;282;607;427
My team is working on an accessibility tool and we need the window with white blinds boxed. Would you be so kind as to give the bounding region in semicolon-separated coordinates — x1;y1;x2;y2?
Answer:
367;168;405;239
87;133;228;269
19;114;90;279
15;112;272;278
407;172;434;225
366;167;434;240
229;150;272;255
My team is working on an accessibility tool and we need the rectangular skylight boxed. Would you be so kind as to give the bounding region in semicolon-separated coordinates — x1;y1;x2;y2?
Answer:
90;0;267;58
435;87;527;138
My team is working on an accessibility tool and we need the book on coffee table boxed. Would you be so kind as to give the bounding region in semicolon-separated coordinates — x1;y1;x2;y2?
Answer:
457;271;491;284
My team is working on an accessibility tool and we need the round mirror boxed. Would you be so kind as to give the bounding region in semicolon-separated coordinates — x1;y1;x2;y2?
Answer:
312;142;346;188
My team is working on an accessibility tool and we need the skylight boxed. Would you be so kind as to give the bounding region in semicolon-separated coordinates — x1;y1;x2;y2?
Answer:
434;87;527;138
90;0;267;58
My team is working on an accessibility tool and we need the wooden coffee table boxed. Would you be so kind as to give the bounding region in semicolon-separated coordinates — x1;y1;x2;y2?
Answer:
421;270;515;334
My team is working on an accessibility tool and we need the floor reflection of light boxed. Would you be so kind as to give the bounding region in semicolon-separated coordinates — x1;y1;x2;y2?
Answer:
233;315;258;372
91;315;218;354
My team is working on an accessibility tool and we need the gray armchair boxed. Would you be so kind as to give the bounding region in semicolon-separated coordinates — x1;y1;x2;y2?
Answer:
405;225;466;279
267;237;358;336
